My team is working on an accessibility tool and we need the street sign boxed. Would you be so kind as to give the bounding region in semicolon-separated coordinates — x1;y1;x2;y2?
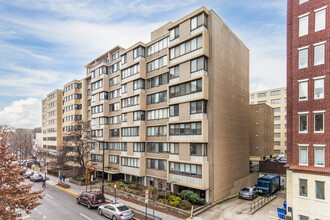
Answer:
114;184;117;189
145;190;149;204
91;175;93;182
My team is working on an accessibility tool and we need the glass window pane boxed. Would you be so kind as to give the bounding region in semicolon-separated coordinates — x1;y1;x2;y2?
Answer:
314;44;325;65
314;79;324;99
299;49;308;69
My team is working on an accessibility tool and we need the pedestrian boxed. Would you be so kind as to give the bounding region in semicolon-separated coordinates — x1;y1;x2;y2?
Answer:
63;174;66;182
59;174;62;182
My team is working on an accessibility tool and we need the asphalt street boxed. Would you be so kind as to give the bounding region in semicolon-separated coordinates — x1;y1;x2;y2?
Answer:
20;179;106;220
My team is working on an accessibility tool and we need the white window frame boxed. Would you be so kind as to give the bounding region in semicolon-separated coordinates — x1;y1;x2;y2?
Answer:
298;144;309;166
299;0;308;4
314;145;325;167
298;112;309;134
315;6;327;32
314;111;325;133
313;76;325;100
298;79;308;101
298;46;309;69
298;13;309;37
314;42;325;66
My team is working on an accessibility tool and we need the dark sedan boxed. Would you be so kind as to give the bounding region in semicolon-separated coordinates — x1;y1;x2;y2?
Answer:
239;187;258;200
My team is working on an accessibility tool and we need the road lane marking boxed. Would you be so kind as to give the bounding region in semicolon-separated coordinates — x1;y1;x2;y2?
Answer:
80;213;92;220
46;194;54;199
55;185;78;196
21;215;30;219
38;212;42;215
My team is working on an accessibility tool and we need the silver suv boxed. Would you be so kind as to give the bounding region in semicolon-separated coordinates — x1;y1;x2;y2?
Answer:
98;202;134;220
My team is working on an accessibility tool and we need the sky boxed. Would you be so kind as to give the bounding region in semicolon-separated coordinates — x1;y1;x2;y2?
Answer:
0;0;287;129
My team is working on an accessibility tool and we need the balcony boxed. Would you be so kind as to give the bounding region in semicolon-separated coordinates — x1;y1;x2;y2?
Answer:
169;173;202;187
169;48;202;66
121;166;140;175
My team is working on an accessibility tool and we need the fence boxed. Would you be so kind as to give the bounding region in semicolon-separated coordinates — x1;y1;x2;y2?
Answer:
250;193;277;214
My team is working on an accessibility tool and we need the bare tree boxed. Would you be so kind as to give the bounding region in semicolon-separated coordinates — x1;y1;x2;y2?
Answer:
61;120;91;175
9;129;33;160
0;125;43;219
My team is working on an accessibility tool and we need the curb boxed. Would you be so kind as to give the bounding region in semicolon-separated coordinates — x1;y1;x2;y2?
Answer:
55;185;79;196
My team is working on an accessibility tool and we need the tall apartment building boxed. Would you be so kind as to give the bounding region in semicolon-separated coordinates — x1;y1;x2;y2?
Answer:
82;7;252;203
250;87;287;155
286;0;329;219
41;89;62;154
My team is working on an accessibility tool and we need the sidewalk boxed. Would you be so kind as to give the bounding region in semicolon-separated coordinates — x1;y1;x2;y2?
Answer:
42;171;182;220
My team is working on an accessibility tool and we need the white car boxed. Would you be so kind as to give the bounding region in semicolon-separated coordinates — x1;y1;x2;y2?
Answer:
98;203;134;220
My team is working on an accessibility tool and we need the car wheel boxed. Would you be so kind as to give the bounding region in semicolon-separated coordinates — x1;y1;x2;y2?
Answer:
87;203;91;209
98;209;102;215
76;198;80;204
112;216;117;220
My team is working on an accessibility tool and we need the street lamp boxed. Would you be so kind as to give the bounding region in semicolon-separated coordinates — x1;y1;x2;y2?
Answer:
81;137;105;195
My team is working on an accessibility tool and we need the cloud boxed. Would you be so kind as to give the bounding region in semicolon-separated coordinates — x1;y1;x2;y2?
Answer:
0;97;41;129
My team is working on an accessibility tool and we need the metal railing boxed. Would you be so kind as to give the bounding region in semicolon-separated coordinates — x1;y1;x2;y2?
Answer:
250;193;277;214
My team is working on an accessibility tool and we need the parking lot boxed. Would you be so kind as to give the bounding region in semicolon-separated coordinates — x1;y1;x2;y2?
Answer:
197;190;286;220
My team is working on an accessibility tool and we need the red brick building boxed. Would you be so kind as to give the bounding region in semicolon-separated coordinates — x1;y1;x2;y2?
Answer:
286;0;329;219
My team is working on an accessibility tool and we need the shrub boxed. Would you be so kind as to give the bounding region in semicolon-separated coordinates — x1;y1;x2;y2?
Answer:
168;195;181;207
195;198;206;205
129;184;138;189
158;191;171;199
180;190;198;204
179;200;192;210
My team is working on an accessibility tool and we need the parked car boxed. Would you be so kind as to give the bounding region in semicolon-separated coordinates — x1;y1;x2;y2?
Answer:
23;171;34;178
239;187;258;200
76;191;106;209
98;203;134;220
255;174;280;196
30;173;43;182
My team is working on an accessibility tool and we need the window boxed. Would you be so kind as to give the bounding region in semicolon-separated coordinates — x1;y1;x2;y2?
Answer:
258;92;267;98
300;179;308;196
258;101;267;104
169;65;179;79
122;64;139;79
121;127;139;137
109;155;119;164
191;13;204;30
169;143;179;154
109;129;120;137
133;143;145;152
274;107;281;112
133;111;145;121
121;84;127;94
147;72;169;88
169;35;202;60
133;79;145;90
299;48;308;69
169;79;202;98
274;116;281;121
314;78;324;99
299;14;308;37
190;100;207;114
109;88;121;99
91;105;103;114
169;122;202;135
315;8;326;32
147;159;167;170
169;162;202;178
112;51;120;61
190;143;207;156
274;133;281;138
299;216;309;220
314;112;324;133
190;56;208;72
109;76;120;86
147;126;167;136
299;0;308;4
314;43;325;66
109;102;120;112
109;115;121;124
169;26;179;41
299;81;308;101
274;141;281;146
121;113;127;122
169;104;179;117
99;117;109;125
122;95;139;108
299;145;308;165
99;66;108;75
133;46;145;58
121;54;127;64
147;37;169;56
314;146;325;166
99;142;109;150
147;143;170;153
271;99;281;104
251;94;254;99
99;92;108;101
109;142;127;151
147;91;167;104
91;129;103;138
147;56;167;72
121;157;139;168
316;181;325;200
91;154;103;163
147;108;169;120
299;114;308;133
91;79;103;91
271;90;281;96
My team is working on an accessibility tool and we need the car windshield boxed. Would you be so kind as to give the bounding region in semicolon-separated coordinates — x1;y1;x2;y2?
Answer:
258;181;269;188
93;195;105;200
241;188;251;192
117;205;129;212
